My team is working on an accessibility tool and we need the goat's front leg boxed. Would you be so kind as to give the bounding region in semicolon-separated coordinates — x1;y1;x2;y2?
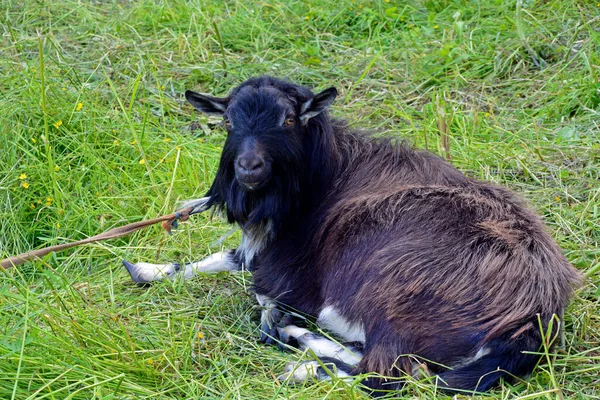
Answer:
122;250;241;284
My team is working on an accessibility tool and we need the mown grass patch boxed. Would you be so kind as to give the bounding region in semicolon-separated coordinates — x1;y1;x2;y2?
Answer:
1;0;599;398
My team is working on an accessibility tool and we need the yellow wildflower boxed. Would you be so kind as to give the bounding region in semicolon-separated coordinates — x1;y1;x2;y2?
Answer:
46;197;53;206
54;165;60;172
21;182;30;189
198;332;204;339
555;196;560;202
161;85;165;90
19;173;27;180
53;120;63;128
76;102;83;111
434;25;439;29
147;358;153;365
139;159;146;165
130;139;137;145
163;138;171;142
56;223;61;229
113;139;119;145
31;137;37;143
30;203;36;209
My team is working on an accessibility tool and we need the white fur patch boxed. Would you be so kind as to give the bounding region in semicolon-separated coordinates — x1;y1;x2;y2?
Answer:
474;346;491;360
239;220;272;265
279;325;362;365
177;196;210;215
451;346;492;369
183;251;237;278
317;306;366;343
125;262;178;282
277;360;351;383
278;361;321;383
123;251;236;283
256;293;277;330
256;293;275;308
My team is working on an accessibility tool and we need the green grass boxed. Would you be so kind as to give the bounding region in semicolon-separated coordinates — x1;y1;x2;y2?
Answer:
1;0;599;398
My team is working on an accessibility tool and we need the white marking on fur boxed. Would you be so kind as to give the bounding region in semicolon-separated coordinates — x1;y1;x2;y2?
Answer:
452;346;492;369
125;262;178;282
239;220;272;265
183;251;237;278
177;197;210;214
317;306;366;343
277;361;350;383
124;251;236;283
299;98;312;117
256;294;277;330
474;346;491;360
280;325;362;365
256;293;275;308
278;361;321;383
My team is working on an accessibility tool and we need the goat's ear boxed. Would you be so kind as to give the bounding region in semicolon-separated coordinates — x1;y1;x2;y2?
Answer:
300;87;338;122
185;90;229;116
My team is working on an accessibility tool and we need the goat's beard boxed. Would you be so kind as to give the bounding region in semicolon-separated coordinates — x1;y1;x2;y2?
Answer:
206;164;303;233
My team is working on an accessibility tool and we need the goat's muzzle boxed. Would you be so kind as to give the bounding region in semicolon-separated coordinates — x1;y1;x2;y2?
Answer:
235;152;270;190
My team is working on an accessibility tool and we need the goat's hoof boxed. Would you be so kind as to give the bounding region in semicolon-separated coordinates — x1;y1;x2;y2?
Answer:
259;307;281;345
121;259;177;284
122;260;149;285
259;311;297;347
275;326;300;351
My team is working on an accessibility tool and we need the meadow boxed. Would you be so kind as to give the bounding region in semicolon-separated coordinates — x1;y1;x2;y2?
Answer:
1;0;599;398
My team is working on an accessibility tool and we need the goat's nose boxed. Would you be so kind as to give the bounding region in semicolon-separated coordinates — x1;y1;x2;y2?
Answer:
237;155;265;174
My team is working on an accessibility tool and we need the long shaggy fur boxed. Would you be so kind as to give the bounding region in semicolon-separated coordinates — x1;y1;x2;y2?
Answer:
189;76;582;393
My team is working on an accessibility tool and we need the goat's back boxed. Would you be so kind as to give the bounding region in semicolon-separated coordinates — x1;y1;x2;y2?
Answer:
314;133;580;371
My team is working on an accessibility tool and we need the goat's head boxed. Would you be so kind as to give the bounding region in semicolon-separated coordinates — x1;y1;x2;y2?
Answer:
185;76;337;228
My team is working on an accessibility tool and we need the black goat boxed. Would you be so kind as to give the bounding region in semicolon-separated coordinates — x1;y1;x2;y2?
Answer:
124;76;582;394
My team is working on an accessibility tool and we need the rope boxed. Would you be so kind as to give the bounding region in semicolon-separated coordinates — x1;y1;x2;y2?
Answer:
1;206;195;270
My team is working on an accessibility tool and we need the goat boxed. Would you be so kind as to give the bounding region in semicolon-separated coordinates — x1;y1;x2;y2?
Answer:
123;76;582;394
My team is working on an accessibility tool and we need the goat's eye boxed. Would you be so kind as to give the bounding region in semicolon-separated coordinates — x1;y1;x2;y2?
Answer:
224;118;231;128
284;117;295;126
